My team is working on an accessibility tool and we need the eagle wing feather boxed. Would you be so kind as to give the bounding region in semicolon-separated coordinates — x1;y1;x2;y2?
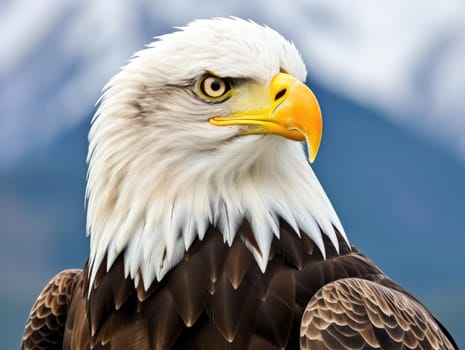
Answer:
300;277;456;350
22;269;82;350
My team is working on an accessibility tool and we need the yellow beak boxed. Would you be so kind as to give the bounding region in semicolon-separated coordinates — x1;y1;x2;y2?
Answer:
208;73;322;163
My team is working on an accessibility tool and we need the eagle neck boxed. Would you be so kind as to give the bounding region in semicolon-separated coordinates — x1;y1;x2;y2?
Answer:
86;136;347;292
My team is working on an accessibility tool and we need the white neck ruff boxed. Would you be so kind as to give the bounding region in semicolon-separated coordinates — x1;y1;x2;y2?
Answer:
86;133;347;292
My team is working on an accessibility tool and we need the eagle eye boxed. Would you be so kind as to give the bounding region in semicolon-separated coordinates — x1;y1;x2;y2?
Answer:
198;74;232;100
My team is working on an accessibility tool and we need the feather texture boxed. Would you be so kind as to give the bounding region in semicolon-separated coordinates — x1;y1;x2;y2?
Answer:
22;270;82;350
22;223;457;349
300;278;457;350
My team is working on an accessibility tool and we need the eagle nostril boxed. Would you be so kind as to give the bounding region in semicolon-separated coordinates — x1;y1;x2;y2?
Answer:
274;89;286;101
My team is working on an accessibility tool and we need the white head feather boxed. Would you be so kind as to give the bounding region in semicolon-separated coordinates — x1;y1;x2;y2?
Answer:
86;17;347;291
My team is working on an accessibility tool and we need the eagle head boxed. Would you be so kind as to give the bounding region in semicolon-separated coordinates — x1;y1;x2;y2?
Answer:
86;17;346;291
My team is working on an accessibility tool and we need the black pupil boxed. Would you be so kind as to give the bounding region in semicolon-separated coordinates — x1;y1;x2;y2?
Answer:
211;80;222;91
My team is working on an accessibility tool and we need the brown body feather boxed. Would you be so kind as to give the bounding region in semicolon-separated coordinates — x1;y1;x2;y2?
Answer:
22;221;458;349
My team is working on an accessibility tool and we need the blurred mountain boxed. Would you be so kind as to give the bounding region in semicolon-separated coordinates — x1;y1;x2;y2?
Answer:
1;1;465;167
2;83;464;349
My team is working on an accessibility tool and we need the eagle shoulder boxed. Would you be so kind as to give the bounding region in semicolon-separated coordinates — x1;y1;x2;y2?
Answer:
300;277;457;350
22;269;82;350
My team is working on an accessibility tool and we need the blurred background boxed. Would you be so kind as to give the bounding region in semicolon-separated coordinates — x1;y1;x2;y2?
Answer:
1;1;464;348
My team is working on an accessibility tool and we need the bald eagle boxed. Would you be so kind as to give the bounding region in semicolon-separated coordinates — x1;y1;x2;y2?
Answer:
22;18;457;350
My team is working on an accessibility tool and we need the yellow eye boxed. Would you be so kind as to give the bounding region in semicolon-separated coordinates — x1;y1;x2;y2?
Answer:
198;75;232;100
